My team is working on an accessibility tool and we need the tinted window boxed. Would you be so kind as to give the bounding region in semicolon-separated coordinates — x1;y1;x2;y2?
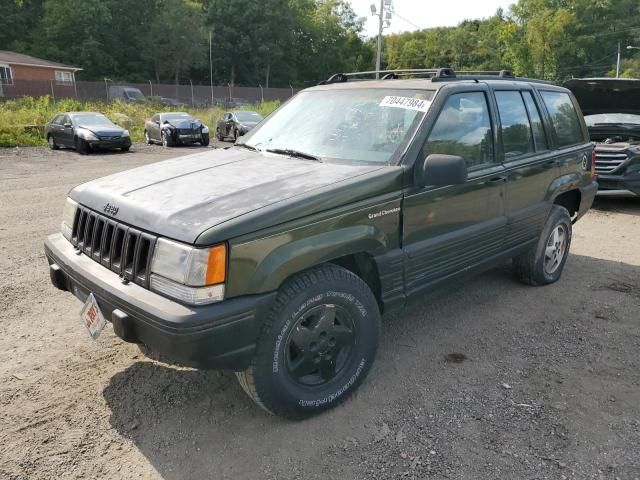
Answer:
522;92;548;150
52;114;64;125
495;91;534;158
540;91;584;147
423;92;494;168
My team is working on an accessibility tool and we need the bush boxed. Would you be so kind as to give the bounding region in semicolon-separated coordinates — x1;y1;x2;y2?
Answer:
0;96;280;148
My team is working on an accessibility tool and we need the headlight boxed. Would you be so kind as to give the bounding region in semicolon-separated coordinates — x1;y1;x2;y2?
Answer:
61;197;78;241
201;126;209;134
150;238;227;305
76;128;98;141
122;129;130;137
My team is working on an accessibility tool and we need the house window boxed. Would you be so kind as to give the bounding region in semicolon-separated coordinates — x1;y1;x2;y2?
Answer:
55;70;74;84
0;65;12;85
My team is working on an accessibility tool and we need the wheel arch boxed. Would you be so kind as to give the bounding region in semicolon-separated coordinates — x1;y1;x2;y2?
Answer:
552;189;581;218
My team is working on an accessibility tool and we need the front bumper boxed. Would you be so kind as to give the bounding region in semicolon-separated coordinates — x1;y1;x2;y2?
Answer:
597;172;640;197
89;137;132;149
44;233;275;370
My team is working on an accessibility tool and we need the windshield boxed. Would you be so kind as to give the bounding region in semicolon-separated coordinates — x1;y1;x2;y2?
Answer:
74;115;114;127
585;113;640;126
164;113;193;120
235;111;262;122
242;89;434;164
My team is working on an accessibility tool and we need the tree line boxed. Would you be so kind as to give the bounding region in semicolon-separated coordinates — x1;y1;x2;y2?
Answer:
2;0;639;87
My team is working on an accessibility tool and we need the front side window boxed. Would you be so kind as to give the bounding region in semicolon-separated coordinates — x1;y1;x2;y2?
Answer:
55;70;73;84
422;92;494;168
0;65;12;85
244;88;434;164
73;114;114;127
540;91;585;147
495;91;534;158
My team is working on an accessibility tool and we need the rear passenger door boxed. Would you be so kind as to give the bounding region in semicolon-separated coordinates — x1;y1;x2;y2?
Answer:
493;88;559;250
402;88;507;296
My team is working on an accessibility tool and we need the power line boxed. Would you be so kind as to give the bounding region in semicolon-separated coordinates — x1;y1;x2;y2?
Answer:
392;11;422;31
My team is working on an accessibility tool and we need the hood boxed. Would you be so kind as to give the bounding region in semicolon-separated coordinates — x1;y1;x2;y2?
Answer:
69;148;396;244
165;119;201;129
238;121;259;128
79;125;124;137
564;78;640;115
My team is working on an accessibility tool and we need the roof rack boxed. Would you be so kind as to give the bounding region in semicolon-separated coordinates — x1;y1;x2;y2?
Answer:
317;68;552;85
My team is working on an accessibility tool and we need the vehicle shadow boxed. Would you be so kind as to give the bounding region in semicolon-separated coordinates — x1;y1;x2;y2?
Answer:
102;254;640;479
592;195;640;216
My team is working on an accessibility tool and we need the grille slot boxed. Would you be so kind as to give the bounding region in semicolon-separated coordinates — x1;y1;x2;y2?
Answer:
70;206;157;287
595;150;628;174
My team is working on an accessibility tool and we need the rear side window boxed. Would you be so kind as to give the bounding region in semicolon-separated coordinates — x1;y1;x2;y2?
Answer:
495;91;534;158
522;92;548;151
422;92;494;168
540;91;585;147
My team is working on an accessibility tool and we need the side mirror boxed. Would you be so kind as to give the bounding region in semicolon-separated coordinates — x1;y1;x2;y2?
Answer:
418;154;467;187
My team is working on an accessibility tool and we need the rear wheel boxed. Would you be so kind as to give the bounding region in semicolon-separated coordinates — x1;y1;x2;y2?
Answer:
236;264;380;419
48;135;59;150
513;205;572;286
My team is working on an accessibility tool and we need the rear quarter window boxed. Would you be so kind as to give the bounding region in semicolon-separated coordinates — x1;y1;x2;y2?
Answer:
540;91;585;147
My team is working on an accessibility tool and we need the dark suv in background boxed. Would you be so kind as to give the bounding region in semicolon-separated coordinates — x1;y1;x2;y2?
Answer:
566;78;640;197
45;68;597;419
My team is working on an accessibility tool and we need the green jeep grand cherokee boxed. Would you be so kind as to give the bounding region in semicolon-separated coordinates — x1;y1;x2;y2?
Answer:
45;68;597;419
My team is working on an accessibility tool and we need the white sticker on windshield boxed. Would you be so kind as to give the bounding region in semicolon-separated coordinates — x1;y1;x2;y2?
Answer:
379;96;432;113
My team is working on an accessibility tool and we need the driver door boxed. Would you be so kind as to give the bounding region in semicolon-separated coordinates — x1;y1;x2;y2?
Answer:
60;115;74;147
402;88;507;296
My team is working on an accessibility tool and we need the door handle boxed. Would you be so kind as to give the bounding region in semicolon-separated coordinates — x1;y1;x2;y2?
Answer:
485;176;506;185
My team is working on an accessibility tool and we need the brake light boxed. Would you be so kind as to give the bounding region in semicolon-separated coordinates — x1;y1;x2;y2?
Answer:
590;150;597;180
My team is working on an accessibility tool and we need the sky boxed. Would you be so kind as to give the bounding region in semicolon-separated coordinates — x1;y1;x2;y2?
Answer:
349;0;516;37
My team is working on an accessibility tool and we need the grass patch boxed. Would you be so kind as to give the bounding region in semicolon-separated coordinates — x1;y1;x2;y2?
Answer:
0;96;280;147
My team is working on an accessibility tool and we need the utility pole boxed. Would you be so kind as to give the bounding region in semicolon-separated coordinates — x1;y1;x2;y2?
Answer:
616;41;621;78
371;1;393;79
209;31;214;106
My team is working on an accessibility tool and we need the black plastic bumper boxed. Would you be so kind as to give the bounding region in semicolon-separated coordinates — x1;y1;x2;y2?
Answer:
44;233;276;370
597;173;640;196
89;137;132;149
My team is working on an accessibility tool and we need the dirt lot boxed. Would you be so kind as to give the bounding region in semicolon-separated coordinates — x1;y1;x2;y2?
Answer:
1;145;639;480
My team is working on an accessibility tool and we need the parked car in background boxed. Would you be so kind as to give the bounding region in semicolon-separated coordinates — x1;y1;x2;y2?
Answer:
216;111;263;141
45;69;597;419
566;78;640;197
144;112;209;147
45;112;131;154
108;86;147;103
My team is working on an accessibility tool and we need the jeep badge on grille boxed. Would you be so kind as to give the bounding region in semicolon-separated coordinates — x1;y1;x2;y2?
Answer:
103;202;119;216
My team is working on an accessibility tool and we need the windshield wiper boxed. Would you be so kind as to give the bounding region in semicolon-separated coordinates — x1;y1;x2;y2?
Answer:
233;143;259;152
266;148;322;162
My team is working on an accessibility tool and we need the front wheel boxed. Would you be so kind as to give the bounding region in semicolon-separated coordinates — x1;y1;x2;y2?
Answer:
513;205;572;286
236;265;380;419
161;131;174;147
75;137;89;154
144;130;152;145
216;128;224;142
200;132;210;146
121;145;130;152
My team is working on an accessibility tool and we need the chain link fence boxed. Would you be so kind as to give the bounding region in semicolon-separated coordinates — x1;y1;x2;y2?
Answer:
0;79;298;106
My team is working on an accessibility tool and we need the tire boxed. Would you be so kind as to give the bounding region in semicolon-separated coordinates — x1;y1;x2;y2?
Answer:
513;205;572;286
75;137;89;154
161;130;174;147
144;130;152;145
121;145;130;152
47;135;59;150
233;128;239;142
200;132;210;146
236;264;381;420
216;128;224;142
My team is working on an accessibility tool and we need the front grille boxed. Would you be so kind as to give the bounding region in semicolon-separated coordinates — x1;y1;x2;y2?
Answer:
178;128;196;135
595;149;628;174
99;135;121;141
71;205;157;287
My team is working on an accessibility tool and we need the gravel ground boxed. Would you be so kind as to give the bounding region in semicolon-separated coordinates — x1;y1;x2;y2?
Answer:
0;145;639;480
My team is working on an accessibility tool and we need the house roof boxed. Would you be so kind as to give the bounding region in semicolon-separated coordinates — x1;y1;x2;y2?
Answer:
0;51;81;71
